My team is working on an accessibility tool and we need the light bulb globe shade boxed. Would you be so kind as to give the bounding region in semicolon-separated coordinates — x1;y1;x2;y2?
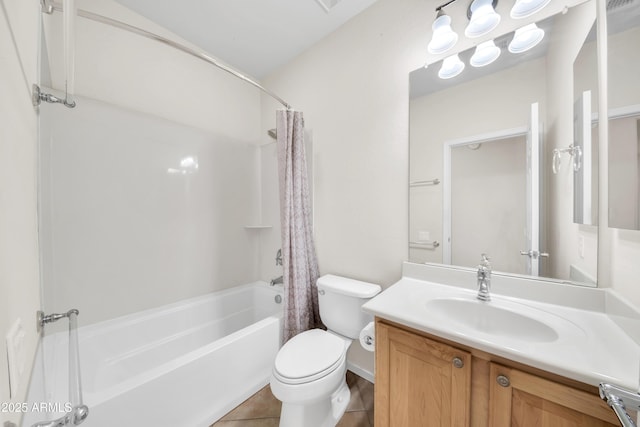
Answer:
510;0;552;19
470;40;501;67
428;13;459;55
508;23;545;53
465;0;501;38
438;54;465;79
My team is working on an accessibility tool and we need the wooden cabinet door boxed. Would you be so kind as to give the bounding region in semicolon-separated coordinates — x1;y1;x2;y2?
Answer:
375;321;471;427
488;363;620;427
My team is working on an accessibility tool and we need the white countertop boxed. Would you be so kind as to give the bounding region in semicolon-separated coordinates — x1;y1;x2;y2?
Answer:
362;265;640;392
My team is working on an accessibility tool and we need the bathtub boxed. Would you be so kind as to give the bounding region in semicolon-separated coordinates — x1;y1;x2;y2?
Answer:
29;282;283;427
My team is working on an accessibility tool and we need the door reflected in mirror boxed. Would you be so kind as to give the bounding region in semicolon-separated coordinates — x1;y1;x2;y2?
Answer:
409;0;598;286
449;135;527;275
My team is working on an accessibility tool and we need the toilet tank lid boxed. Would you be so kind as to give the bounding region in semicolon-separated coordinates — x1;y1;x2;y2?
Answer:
316;274;382;298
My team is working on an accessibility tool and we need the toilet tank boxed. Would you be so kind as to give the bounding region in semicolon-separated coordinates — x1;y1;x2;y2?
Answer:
317;275;382;339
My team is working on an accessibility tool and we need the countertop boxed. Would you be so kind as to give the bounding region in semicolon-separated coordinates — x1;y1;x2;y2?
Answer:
362;263;640;392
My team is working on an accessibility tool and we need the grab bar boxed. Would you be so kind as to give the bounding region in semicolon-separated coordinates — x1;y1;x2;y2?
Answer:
409;240;440;249
410;178;440;187
599;383;640;427
33;310;89;427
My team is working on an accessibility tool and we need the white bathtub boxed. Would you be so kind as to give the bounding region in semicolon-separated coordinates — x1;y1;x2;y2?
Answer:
30;282;283;427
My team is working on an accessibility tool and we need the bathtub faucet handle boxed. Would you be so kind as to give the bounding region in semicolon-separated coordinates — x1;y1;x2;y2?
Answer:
275;249;283;266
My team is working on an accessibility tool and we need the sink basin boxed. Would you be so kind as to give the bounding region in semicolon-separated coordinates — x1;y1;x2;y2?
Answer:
425;298;559;343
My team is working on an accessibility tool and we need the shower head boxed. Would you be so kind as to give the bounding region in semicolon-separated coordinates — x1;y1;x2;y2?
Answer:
268;128;277;140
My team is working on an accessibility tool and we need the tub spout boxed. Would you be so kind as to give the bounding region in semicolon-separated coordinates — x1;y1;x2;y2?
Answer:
270;276;283;286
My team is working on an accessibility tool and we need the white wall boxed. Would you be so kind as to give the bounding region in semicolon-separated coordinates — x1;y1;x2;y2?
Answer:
43;0;262;140
39;97;262;326
0;0;41;425
261;0;429;373
260;0;640;372
262;0;424;288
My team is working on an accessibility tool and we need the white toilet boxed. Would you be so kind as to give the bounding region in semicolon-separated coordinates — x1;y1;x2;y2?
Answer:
270;274;381;427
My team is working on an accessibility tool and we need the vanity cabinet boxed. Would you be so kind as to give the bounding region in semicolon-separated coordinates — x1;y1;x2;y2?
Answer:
489;364;619;426
375;321;471;426
375;320;620;427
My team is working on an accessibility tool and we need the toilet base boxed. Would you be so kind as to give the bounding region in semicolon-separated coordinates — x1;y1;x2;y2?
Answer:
278;379;351;427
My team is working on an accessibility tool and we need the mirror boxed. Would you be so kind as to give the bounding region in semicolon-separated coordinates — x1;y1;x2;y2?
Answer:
607;0;640;230
409;0;599;286
573;27;599;227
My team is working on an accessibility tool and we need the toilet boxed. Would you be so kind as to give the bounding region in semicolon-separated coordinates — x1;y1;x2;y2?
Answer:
270;274;381;427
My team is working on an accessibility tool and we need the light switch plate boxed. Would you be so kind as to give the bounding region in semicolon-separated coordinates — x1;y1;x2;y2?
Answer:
5;318;25;398
578;235;585;258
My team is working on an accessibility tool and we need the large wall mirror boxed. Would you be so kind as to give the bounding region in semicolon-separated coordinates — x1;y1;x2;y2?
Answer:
409;0;599;286
607;0;640;230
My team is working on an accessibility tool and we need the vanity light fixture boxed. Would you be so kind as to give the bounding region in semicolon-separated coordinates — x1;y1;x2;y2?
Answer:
428;9;459;55
438;54;465;79
465;0;501;38
470;40;501;67
508;23;545;53
510;0;552;19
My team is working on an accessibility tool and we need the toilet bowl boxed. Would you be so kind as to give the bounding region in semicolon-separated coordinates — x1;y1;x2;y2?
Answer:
270;275;381;427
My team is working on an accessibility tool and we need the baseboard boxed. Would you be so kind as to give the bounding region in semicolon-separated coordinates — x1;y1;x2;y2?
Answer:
347;361;375;384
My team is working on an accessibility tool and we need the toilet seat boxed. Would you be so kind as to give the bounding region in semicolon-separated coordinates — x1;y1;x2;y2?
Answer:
273;329;346;385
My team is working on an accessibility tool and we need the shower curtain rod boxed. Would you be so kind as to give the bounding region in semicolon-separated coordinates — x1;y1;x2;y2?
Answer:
42;0;292;110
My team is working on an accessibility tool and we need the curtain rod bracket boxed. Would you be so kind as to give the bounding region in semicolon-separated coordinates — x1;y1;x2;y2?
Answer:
41;0;54;14
32;84;76;108
44;1;292;110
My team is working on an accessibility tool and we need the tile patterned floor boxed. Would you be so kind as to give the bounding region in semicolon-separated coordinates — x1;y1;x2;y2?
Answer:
211;371;374;427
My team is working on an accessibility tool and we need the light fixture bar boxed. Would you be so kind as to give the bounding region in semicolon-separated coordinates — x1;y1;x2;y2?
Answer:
313;0;342;13
435;0;459;12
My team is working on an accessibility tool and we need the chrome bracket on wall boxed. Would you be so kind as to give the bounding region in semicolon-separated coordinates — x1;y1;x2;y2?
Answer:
36;308;78;333
32;84;76;109
40;0;53;14
31;409;89;427
599;383;640;427
33;309;88;426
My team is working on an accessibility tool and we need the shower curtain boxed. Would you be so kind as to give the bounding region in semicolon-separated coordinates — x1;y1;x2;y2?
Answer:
276;110;322;341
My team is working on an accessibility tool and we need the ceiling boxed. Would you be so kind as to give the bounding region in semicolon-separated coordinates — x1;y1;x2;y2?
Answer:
113;0;378;79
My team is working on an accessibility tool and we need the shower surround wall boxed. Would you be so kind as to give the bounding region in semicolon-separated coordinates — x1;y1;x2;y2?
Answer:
40;96;263;326
41;0;265;325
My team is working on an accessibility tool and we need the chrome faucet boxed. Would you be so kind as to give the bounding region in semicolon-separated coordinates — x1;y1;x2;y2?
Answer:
270;275;283;286
477;253;491;302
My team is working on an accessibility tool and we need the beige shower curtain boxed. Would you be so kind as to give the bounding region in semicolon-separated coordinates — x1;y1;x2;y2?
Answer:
276;109;322;342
